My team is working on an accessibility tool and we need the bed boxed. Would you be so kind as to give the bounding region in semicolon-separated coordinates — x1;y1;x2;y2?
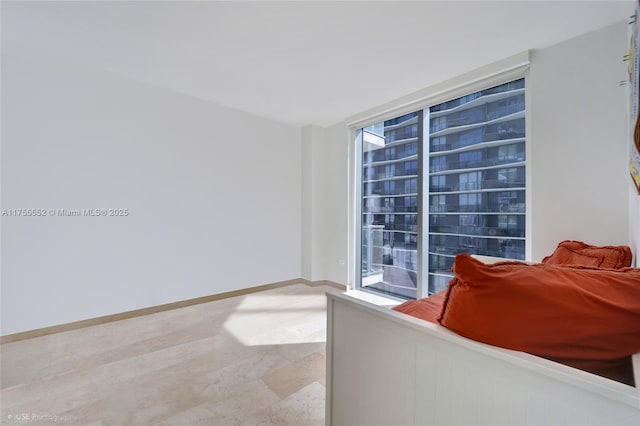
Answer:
325;245;640;426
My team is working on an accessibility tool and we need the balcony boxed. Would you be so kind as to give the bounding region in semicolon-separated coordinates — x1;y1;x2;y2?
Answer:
364;151;418;165
364;169;418;182
362;225;384;279
430;82;524;115
429;155;525;173
429;202;525;214
430;179;525;193
428;246;525;259
428;267;455;276
382;223;418;233
429;225;525;238
363;204;418;214
431;102;526;134
430;130;526;153
429;110;525;139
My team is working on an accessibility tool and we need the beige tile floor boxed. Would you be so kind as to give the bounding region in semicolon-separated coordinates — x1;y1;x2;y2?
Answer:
1;283;340;426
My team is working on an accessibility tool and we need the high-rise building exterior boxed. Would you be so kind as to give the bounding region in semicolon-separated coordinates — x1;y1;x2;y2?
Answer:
360;79;526;299
427;78;526;293
362;112;420;299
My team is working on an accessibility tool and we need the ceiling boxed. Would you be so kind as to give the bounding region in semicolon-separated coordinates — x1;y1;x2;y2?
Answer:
1;1;634;127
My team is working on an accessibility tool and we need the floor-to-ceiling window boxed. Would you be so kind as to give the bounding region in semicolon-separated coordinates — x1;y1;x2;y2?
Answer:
360;112;421;299
358;78;526;299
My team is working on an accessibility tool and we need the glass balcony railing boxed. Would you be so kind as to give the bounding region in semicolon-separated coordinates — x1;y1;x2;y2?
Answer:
386;126;418;143
429;80;524;113
384;112;419;127
430;92;482;113
430;179;525;193
363;204;418;214
383;242;418;251
364;183;418;196
429;202;525;213
429;155;525;173
364;145;418;164
428;246;525;259
363;168;418;181
362;225;384;276
429;225;524;238
430;130;526;153
364;122;385;138
429;101;525;134
486;103;525;121
381;223;418;233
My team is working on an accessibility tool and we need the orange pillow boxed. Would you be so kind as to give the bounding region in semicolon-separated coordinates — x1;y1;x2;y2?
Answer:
542;240;632;269
393;291;447;324
438;254;640;383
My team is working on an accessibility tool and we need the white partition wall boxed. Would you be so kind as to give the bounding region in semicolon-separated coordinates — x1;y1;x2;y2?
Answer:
326;293;640;426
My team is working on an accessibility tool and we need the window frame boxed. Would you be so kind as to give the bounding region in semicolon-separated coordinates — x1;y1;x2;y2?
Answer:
349;54;531;298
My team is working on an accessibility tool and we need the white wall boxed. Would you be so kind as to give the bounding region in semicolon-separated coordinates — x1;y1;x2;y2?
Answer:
301;124;327;281
301;123;349;285
316;21;631;285
529;21;629;261
1;42;302;335
322;123;350;285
